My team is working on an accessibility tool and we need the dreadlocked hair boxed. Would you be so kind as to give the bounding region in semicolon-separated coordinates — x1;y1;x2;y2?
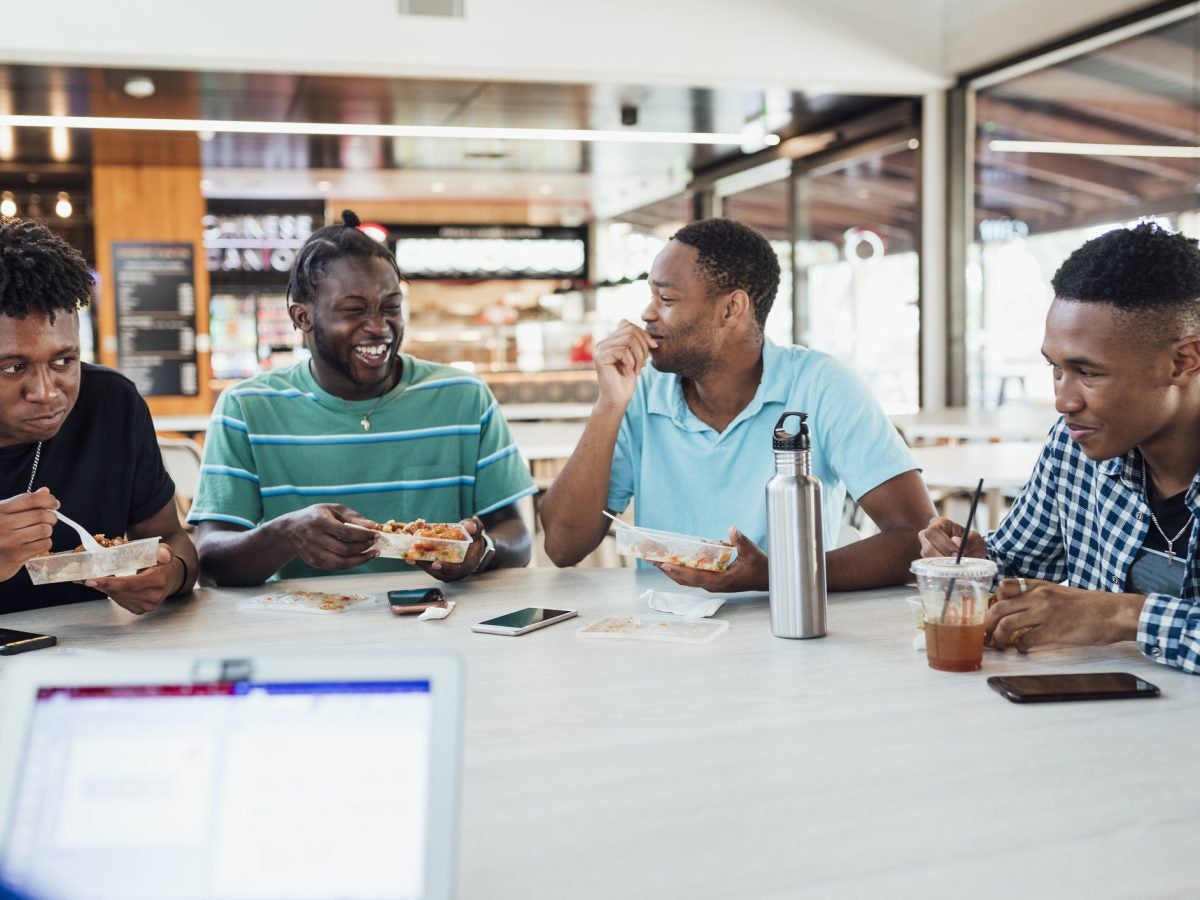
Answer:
287;209;403;305
0;217;93;321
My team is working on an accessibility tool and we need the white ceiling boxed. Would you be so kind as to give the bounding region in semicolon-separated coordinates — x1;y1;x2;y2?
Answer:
2;0;1159;95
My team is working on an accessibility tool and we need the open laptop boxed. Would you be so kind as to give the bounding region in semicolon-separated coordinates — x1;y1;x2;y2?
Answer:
0;650;463;900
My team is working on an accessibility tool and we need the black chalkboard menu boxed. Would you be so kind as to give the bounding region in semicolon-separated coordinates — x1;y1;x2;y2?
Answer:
112;242;199;396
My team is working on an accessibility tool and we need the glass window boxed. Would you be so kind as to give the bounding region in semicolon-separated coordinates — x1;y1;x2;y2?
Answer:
969;12;1200;407
795;142;921;413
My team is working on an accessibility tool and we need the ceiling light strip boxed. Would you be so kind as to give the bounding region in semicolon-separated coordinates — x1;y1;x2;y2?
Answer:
988;139;1200;159
0;114;743;146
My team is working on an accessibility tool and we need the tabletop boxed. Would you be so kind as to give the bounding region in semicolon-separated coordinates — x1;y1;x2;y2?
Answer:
1;567;1195;900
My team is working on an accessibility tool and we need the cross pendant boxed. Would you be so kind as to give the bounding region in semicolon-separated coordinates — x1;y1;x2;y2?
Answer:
361;416;371;432
1168;547;1175;566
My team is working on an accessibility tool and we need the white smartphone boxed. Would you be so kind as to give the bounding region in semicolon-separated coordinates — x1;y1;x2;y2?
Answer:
470;607;578;636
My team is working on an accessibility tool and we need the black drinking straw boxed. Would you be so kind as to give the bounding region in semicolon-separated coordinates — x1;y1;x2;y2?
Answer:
941;478;985;620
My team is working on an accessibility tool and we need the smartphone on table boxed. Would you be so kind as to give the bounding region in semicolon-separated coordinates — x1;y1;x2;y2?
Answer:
987;672;1160;703
0;628;57;655
471;607;577;636
387;588;446;615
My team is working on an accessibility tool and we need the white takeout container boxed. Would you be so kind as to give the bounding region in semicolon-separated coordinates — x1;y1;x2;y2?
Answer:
373;524;470;564
611;520;735;572
24;537;160;585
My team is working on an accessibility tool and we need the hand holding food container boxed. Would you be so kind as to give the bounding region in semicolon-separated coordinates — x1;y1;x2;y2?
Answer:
25;534;181;615
607;509;771;592
372;516;491;582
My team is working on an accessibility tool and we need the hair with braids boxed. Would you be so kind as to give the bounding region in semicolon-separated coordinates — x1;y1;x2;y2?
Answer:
0;217;93;322
287;210;403;305
670;217;781;329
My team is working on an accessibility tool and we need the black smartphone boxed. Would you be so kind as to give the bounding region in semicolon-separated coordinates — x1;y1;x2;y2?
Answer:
0;628;57;655
471;607;577;636
387;588;446;615
988;672;1160;703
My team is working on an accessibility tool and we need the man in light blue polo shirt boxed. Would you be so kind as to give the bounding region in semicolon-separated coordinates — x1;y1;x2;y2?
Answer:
541;218;934;592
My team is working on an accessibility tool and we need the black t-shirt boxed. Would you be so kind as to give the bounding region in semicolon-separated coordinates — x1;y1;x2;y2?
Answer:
1142;485;1192;557
0;364;175;613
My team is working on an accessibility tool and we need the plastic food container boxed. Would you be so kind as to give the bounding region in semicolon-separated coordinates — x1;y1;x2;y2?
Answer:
612;520;735;572
373;523;470;564
24;537;160;585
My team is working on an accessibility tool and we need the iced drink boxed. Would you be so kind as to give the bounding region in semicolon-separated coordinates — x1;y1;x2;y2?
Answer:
910;557;997;673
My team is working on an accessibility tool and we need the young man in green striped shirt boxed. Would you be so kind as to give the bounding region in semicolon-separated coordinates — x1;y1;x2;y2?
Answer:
189;212;536;585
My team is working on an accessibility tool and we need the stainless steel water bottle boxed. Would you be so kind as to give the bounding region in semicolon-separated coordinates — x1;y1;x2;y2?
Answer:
766;411;827;638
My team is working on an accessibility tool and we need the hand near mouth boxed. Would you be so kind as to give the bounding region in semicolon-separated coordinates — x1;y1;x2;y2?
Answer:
593;320;658;409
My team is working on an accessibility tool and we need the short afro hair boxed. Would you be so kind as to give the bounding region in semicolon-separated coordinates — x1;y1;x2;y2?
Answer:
671;218;780;328
0;217;93;322
287;209;403;305
1051;222;1200;339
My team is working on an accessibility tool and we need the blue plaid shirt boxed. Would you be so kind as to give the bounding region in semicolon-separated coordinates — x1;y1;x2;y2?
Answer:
988;420;1200;674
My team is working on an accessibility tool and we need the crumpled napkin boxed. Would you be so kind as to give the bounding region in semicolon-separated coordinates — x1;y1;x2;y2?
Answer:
640;588;725;619
419;600;456;621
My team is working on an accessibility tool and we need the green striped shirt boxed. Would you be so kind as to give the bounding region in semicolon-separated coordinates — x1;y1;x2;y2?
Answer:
188;356;536;580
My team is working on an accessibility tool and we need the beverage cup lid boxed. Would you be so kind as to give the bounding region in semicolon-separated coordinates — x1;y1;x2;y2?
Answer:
910;556;997;580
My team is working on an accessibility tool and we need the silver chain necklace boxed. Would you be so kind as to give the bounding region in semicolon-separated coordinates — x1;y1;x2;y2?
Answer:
1141;456;1194;566
26;441;43;492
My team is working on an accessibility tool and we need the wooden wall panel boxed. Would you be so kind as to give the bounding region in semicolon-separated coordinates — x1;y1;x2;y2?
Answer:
91;163;211;417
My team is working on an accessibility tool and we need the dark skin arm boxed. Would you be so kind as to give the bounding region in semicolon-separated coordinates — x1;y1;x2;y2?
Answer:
918;515;988;558
86;498;199;615
196;503;530;586
196;503;381;587
656;470;936;592
985;577;1143;652
0;488;59;582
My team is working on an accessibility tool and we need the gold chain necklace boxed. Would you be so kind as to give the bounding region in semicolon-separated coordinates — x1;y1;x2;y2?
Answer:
358;363;403;432
359;390;392;432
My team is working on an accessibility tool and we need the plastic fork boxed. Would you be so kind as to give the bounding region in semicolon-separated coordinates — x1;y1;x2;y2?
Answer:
55;511;104;553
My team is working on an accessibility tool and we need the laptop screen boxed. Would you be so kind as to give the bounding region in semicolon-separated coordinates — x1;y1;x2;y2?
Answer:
2;678;435;900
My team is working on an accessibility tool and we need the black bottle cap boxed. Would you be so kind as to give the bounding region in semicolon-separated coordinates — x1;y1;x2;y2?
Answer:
772;412;810;451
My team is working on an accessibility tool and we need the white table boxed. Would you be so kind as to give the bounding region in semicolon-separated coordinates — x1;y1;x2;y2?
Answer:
911;441;1043;529
153;405;594;437
153;414;213;434
893;406;1059;444
500;402;593;421
2;568;1195;900
509;421;585;462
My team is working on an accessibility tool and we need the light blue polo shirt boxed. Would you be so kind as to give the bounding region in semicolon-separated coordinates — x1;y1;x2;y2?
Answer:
606;339;917;550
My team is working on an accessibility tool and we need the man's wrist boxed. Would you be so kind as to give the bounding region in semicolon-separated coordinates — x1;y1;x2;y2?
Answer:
472;528;496;574
167;554;191;598
1109;593;1146;642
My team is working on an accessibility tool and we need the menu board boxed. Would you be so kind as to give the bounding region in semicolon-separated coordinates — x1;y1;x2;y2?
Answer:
113;242;199;396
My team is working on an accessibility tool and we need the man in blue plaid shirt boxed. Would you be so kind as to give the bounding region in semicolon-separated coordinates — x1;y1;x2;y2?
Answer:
921;222;1200;675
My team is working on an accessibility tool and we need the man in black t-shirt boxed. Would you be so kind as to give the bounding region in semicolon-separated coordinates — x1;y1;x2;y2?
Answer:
0;218;198;614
